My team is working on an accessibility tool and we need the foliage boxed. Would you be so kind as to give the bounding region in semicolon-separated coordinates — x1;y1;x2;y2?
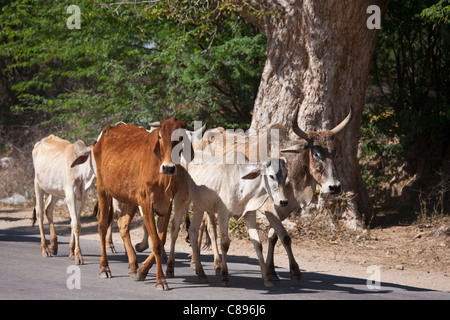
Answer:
0;0;265;139
365;0;450;176
421;0;450;27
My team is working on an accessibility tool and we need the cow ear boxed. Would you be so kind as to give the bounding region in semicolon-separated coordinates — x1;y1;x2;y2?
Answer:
241;168;261;180
280;140;308;153
153;138;162;161
71;151;90;168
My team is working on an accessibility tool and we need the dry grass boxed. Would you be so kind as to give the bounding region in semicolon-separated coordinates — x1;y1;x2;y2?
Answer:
0;124;65;203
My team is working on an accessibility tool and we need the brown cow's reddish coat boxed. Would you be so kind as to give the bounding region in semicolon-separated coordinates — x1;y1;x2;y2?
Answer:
92;118;190;291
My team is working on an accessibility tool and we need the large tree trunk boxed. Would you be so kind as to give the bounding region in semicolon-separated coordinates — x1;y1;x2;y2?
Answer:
240;0;389;220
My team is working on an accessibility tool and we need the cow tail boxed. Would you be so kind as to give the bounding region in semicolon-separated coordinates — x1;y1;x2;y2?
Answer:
108;198;113;225
31;207;37;227
93;201;99;219
202;225;212;251
185;211;191;244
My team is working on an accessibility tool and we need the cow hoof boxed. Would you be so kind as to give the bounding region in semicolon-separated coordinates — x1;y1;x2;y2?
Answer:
156;282;169;291
291;274;303;282
75;254;84;265
214;267;221;276
166;270;174;278
135;269;147;281
99;271;112;279
108;245;117;254
99;269;112;279
270;273;280;282
50;246;58;256
220;280;230;287
41;249;51;258
198;276;208;284
264;280;274;288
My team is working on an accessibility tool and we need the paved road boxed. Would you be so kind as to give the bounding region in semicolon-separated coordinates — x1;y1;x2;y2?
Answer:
0;228;449;300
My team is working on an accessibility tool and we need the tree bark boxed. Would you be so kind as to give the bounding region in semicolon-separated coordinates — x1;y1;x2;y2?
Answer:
239;0;389;219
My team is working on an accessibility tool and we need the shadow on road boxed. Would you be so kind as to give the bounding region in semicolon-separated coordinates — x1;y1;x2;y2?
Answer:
0;225;444;299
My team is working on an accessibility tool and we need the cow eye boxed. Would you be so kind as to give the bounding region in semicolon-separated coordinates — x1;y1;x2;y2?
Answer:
316;162;324;173
269;175;275;180
158;134;162;140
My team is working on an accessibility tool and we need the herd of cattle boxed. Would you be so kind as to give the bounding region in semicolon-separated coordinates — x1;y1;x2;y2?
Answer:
32;106;352;290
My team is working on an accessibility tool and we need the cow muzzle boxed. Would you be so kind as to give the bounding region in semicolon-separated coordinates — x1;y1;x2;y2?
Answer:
160;163;177;175
279;199;289;207
321;181;342;196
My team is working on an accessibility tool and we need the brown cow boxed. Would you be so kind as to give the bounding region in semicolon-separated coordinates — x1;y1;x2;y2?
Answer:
72;118;193;291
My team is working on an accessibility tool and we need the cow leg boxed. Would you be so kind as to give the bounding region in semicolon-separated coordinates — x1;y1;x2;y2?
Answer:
266;227;280;281
135;224;149;252
97;191;113;278
197;213;207;254
118;205;139;275
218;210;231;287
67;191;84;265
157;216;168;261
244;211;273;287
264;210;303;282
105;217;116;254
206;212;221;275
105;199;120;254
138;203;169;291
44;194;59;256
35;180;50;257
189;206;207;282
166;209;183;277
166;192;189;278
94;200;115;253
135;206;149;252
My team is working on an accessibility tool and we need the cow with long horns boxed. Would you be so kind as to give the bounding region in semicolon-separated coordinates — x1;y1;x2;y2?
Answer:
186;106;353;283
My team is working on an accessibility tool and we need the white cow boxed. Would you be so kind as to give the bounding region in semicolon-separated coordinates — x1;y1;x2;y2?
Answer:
167;150;289;287
32;134;95;264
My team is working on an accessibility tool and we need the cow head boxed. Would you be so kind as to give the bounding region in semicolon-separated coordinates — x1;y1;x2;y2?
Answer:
281;106;352;197
149;117;203;176
70;144;96;176
242;157;289;208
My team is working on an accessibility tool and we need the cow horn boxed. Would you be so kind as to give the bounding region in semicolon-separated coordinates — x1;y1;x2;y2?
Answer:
185;122;207;133
200;122;207;134
331;107;353;135
148;121;161;127
291;106;309;140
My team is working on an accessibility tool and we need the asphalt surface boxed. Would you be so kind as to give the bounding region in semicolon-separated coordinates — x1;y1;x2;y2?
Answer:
0;228;449;300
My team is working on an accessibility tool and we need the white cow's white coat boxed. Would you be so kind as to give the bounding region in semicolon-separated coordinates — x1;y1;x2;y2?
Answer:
167;150;288;287
32;135;95;264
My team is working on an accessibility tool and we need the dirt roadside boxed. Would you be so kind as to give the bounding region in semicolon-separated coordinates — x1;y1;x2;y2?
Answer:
1;205;448;293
